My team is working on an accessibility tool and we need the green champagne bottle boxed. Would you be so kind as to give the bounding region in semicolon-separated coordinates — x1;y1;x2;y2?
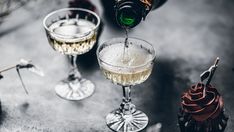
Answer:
115;0;166;28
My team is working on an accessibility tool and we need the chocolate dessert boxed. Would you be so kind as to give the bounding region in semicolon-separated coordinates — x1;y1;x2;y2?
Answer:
178;58;229;132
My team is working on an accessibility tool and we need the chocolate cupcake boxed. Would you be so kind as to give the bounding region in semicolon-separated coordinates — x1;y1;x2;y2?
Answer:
178;58;229;132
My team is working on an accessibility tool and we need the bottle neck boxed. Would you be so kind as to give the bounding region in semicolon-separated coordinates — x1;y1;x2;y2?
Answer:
115;0;146;28
115;0;166;28
147;0;167;10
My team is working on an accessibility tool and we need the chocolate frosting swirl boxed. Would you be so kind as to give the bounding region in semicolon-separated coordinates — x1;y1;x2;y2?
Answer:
181;83;224;122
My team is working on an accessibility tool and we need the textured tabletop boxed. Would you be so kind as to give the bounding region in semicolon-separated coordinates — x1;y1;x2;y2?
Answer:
0;0;233;132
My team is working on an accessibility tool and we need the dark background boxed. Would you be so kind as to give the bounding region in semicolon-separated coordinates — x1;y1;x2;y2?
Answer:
0;0;233;131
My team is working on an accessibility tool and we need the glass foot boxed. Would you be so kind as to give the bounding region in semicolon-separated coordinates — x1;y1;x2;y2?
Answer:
55;78;95;100
106;109;149;132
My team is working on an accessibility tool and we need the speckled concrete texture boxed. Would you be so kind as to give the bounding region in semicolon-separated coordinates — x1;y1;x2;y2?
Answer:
0;0;233;132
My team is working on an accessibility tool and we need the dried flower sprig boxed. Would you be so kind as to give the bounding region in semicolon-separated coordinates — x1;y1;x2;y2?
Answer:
200;57;220;96
200;57;219;85
0;59;44;94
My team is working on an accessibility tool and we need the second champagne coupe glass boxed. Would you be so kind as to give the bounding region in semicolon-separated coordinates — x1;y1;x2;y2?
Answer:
43;8;100;100
97;37;156;132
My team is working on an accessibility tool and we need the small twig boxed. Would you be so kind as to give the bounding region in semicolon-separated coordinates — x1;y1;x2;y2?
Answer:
206;57;219;86
200;57;220;97
0;59;44;95
16;67;29;95
0;65;17;73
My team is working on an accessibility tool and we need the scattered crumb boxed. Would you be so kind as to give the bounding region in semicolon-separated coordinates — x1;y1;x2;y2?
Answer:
19;102;29;113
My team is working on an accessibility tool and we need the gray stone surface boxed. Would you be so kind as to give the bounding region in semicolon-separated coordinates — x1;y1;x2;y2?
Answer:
0;0;233;131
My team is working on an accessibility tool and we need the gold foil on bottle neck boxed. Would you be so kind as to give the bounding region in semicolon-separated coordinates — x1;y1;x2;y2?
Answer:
140;0;152;8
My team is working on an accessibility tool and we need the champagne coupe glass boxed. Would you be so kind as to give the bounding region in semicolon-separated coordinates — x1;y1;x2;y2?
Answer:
43;8;100;100
97;37;156;132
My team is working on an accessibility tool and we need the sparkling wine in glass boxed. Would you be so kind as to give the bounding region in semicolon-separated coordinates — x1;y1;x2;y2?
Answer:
43;8;100;100
97;37;156;132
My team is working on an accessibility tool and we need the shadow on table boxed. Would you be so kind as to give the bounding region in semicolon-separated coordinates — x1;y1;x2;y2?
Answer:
139;58;191;132
0;22;27;38
70;20;104;74
0;110;7;125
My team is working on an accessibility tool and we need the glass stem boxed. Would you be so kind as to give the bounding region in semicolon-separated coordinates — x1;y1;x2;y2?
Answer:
70;55;78;68
120;86;135;115
123;86;131;103
69;55;82;80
